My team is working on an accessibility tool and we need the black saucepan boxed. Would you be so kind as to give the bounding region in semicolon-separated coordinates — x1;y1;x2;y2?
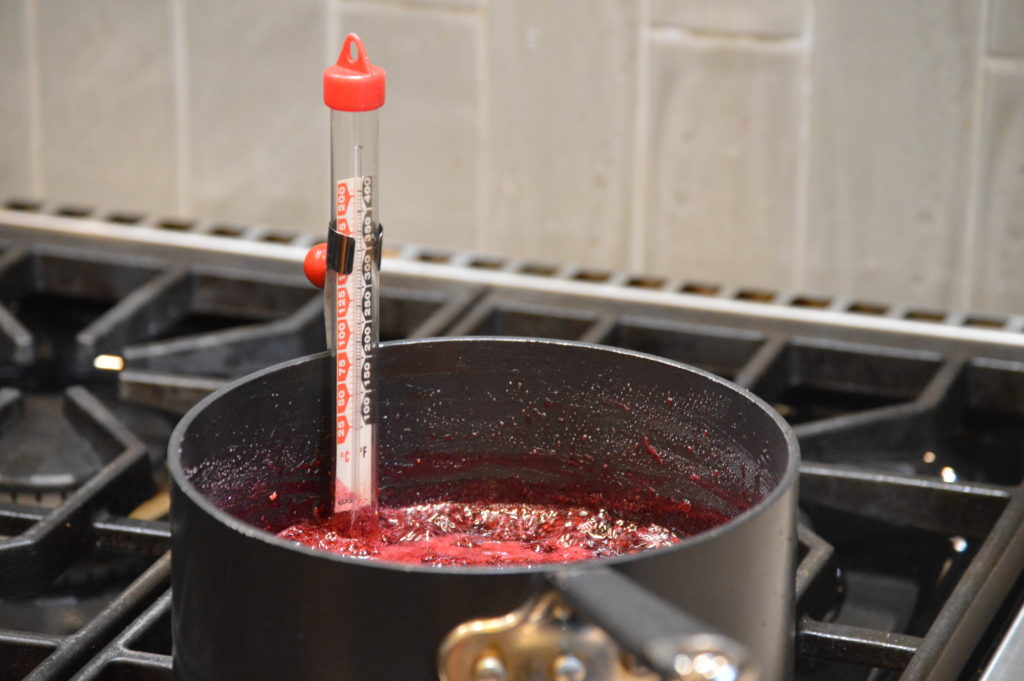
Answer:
169;338;798;680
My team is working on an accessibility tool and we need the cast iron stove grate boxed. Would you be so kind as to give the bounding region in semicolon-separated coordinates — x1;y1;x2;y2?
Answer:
2;200;1024;681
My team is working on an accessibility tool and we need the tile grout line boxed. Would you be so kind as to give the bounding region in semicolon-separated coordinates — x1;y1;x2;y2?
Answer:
956;0;994;310
170;0;192;216
649;24;804;53
791;0;817;291
343;0;477;17
628;0;651;273
474;0;490;253
984;53;1024;72
24;0;43;198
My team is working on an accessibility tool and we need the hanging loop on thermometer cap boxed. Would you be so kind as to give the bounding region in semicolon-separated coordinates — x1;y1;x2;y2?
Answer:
324;33;386;112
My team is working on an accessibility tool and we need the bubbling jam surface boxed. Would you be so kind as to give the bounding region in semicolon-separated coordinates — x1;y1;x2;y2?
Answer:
278;501;683;567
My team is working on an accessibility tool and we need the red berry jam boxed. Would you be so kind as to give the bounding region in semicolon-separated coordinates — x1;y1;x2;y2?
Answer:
278;501;682;567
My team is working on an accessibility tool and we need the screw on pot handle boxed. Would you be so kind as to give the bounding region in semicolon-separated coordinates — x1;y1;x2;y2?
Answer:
550;568;759;681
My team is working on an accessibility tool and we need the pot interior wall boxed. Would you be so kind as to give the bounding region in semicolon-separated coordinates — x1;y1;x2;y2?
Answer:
178;339;788;538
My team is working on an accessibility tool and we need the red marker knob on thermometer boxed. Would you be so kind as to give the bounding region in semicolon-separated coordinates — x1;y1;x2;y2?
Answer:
309;34;385;515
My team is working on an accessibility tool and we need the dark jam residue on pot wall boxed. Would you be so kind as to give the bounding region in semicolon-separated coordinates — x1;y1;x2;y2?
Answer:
278;501;682;567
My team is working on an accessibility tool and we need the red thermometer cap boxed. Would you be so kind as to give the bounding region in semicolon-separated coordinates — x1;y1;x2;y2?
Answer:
324;34;386;112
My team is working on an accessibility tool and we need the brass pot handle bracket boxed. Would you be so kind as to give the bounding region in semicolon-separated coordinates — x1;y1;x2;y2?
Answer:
438;568;757;681
438;590;656;681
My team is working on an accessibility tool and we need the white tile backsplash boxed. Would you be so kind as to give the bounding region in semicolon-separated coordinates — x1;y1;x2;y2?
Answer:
185;0;326;232
989;0;1024;58
1;0;1023;315
646;37;801;288
805;0;982;308
339;4;481;250
971;67;1024;312
0;0;32;200
35;0;178;214
486;0;640;269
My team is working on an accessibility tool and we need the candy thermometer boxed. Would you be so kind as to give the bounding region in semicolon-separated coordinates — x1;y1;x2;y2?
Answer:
305;34;385;514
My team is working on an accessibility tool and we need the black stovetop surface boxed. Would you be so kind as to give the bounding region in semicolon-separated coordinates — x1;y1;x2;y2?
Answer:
3;202;1024;681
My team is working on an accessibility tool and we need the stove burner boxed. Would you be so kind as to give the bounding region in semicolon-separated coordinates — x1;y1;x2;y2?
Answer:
0;389;113;505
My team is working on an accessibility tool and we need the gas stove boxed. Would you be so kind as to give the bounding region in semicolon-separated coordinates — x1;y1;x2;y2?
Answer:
2;199;1024;681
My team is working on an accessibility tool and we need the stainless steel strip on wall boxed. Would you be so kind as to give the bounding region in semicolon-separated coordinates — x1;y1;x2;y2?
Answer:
3;207;1024;354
